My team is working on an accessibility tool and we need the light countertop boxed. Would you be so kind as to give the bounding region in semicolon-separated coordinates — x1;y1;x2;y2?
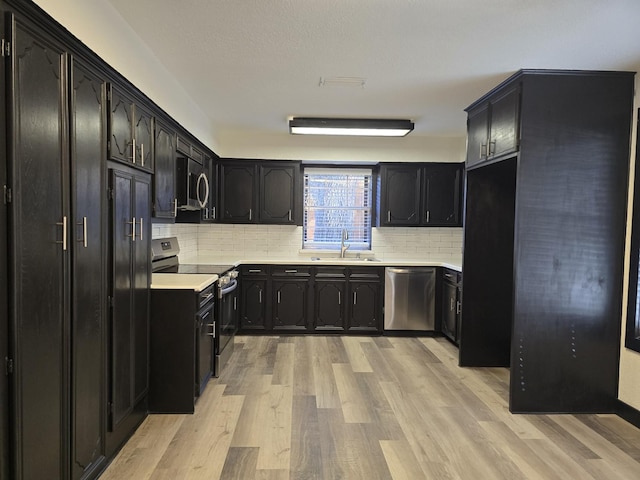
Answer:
178;255;462;272
151;273;218;292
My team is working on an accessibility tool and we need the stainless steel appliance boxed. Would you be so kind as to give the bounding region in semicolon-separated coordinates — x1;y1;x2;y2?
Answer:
384;267;436;331
176;157;209;211
216;270;239;376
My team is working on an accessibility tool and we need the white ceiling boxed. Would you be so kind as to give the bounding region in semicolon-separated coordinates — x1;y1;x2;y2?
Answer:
105;0;640;142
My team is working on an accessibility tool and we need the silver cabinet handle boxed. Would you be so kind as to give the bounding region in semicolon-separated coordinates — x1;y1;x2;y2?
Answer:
206;321;216;337
288;210;292;222
284;269;297;273
488;140;496;156
426;210;430;223
212;206;216;220
174;198;177;217
249;208;252;221
140;143;144;167
234;297;237;310
127;217;136;241
456;301;461;315
259;290;262;303
338;291;341;305
77;217;88;248
56;216;68;251
480;143;487;158
277;291;281;303
138;218;143;241
131;138;136;164
249;269;261;273
353;292;357;305
450;298;454;311
387;211;391;223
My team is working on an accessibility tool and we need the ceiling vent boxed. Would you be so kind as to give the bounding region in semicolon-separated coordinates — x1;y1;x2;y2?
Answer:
319;77;366;88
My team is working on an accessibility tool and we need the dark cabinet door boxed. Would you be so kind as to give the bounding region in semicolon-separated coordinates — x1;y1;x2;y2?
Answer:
70;58;107;480
0;13;8;480
348;281;382;332
220;163;256;222
422;164;463;226
240;279;268;330
134;104;154;171
108;169;150;454
488;86;520;159
10;16;69;480
153;120;176;219
380;165;421;225
466;103;490;168
133;175;150;403
108;85;134;166
260;164;297;224
442;281;458;344
272;280;309;331
314;280;347;331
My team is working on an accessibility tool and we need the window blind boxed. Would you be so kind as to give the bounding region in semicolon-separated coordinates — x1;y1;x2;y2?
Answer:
303;168;373;250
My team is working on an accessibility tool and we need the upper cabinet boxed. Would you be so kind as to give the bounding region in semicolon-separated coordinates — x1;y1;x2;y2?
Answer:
219;160;300;225
466;85;520;169
153;119;177;219
378;163;463;227
108;84;154;172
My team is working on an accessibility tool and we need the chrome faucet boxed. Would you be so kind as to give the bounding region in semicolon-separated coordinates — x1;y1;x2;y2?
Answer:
340;228;349;258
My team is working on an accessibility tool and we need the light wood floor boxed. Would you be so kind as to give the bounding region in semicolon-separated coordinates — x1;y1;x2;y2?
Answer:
100;335;640;479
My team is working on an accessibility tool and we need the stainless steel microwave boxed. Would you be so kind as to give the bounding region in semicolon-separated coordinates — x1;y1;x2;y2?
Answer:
176;157;210;211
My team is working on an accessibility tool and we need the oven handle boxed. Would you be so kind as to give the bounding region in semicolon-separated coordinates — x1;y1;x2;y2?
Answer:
218;278;238;298
196;172;209;209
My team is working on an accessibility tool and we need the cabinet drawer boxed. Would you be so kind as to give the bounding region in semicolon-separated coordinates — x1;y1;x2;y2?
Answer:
348;267;383;279
442;268;462;285
314;266;347;279
271;266;311;277
241;265;268;276
198;283;216;309
176;135;191;156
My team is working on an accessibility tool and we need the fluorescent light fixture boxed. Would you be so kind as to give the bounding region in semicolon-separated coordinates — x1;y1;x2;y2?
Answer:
289;118;414;137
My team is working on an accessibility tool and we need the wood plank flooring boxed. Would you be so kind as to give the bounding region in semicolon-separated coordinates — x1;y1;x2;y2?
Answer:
100;335;640;479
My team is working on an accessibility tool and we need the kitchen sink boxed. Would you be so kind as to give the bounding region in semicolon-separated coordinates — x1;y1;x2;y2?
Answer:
310;257;380;262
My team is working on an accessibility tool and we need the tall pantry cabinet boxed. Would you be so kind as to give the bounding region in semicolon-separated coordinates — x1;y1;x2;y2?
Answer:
6;10;107;480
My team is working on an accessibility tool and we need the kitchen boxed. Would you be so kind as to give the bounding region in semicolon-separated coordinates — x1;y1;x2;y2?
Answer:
2;0;640;479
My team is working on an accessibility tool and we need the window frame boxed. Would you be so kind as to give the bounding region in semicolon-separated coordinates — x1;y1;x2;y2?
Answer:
302;166;375;252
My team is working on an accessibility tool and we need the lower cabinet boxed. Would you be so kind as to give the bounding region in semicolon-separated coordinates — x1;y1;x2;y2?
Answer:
441;268;462;345
239;265;384;334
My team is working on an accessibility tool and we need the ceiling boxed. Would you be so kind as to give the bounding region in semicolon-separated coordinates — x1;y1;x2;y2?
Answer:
104;0;640;142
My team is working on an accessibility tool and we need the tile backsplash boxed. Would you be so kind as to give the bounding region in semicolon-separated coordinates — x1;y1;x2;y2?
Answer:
152;223;462;262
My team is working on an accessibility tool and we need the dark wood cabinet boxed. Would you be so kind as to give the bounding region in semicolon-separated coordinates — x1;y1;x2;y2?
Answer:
466;85;520;168
107;168;150;456
441;269;462;345
152;119;176;219
108;85;154;172
313;268;347;332
0;9;7;480
220;162;256;222
347;268;383;332
220;160;300;224
240;266;268;331
379;163;463;227
259;163;298;224
8;14;109;480
272;267;311;331
379;165;421;225
461;70;634;414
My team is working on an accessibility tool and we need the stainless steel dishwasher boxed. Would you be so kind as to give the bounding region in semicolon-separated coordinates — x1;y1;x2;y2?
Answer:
384;267;436;331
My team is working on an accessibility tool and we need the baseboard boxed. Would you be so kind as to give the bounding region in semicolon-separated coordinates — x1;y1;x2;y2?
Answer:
616;399;640;429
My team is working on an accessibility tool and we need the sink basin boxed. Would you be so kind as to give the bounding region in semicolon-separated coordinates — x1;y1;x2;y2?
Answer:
310;257;380;262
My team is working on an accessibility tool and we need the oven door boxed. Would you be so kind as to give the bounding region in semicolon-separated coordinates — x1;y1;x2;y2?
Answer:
215;277;238;376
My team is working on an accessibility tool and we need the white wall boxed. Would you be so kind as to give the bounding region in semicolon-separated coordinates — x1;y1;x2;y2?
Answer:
217;128;466;163
32;0;218;151
618;69;640;412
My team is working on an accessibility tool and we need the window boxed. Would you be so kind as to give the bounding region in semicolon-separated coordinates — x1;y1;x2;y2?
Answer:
303;168;373;250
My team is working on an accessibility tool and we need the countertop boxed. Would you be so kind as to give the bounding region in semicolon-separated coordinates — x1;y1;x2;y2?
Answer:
151;273;218;292
178;255;463;272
